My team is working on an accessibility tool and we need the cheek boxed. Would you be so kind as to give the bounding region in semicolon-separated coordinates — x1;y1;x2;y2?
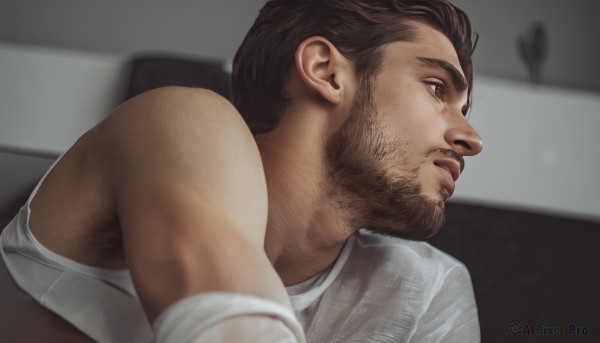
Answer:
376;94;441;135
380;113;436;155
373;87;447;163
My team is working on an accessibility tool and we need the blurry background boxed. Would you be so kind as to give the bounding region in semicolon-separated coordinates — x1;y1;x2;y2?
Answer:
0;0;598;341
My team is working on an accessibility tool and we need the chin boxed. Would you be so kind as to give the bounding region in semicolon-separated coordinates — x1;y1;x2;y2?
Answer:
359;192;447;242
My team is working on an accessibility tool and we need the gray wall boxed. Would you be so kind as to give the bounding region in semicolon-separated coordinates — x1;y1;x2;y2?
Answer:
453;0;600;93
0;0;599;94
454;76;600;222
0;0;265;62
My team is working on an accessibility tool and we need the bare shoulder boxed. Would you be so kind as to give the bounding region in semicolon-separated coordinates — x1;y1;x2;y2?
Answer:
94;86;268;238
29;86;266;263
101;86;254;150
97;86;262;190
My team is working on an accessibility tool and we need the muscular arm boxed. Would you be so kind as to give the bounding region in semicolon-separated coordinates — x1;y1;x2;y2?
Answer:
97;87;290;322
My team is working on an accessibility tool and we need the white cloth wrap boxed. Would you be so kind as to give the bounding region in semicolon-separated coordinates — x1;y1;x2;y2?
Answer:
153;292;306;343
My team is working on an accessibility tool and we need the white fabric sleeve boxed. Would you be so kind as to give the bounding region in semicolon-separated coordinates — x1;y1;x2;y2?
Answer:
152;292;306;343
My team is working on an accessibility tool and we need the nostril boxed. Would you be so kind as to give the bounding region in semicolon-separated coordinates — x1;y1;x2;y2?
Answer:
455;140;471;151
445;128;483;156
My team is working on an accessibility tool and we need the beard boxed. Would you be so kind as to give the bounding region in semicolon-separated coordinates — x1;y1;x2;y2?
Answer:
325;79;445;241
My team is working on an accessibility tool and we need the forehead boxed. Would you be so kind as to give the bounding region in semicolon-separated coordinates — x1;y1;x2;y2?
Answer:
381;21;464;78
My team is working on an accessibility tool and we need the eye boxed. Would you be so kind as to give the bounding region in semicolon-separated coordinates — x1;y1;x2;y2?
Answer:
425;81;447;100
462;104;470;118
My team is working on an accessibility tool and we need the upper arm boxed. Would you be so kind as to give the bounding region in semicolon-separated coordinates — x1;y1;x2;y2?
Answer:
103;87;268;239
96;87;284;320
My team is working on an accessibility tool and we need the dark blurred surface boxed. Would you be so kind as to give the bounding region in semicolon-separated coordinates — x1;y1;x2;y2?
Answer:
431;201;600;342
126;54;231;101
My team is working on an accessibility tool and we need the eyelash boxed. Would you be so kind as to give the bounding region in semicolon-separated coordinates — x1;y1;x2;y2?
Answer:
424;80;471;118
426;81;447;100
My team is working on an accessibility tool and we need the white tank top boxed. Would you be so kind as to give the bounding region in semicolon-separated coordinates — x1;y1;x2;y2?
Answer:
22;152;135;295
0;153;153;343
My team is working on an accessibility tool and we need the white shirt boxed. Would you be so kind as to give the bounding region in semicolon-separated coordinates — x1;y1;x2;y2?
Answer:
3;203;479;342
288;229;480;342
154;230;480;342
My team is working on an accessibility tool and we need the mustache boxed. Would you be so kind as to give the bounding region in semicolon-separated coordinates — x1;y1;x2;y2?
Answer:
426;147;465;173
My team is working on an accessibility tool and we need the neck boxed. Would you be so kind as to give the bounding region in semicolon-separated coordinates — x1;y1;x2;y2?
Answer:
255;111;352;287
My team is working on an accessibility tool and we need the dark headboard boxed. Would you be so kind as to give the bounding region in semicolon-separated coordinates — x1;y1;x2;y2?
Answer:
430;201;599;342
125;54;231;100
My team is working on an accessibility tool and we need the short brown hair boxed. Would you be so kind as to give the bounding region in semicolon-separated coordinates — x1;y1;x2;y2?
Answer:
232;0;477;133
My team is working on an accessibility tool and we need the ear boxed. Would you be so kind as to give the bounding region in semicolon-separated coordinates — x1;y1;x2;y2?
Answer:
294;36;354;106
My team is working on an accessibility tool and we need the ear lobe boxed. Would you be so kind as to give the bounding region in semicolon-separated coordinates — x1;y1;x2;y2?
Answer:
295;37;347;105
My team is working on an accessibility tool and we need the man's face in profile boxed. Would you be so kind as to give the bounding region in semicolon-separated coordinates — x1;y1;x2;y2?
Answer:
326;21;482;240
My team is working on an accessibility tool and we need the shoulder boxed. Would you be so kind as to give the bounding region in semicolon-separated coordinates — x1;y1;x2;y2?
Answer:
116;86;240;120
347;230;476;313
92;84;266;203
93;86;263;190
90;86;268;244
352;229;468;280
349;230;480;340
99;86;252;146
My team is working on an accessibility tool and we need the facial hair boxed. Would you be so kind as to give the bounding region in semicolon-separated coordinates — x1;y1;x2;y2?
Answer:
325;79;445;241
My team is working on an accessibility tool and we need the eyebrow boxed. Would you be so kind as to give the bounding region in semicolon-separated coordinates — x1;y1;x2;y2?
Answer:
416;57;468;94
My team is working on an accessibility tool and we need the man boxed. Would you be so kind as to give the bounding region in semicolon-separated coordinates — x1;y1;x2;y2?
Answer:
0;0;483;341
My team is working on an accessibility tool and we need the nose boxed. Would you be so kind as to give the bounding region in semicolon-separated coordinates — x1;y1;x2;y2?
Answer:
444;120;483;156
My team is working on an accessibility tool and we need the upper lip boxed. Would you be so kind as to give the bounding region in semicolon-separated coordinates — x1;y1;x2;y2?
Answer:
434;158;461;182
